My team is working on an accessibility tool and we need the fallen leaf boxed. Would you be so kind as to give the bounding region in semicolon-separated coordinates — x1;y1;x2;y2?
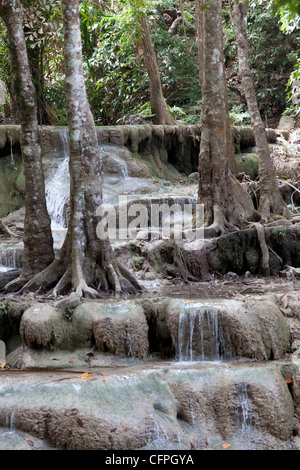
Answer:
76;417;83;427
285;378;293;384
0;363;6;369
222;443;231;449
282;296;288;309
190;443;196;450
123;427;131;432
25;438;34;447
110;427;117;433
80;372;94;380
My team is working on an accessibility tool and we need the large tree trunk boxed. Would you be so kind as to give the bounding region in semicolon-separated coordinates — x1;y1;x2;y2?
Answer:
0;0;54;291
140;13;176;125
195;0;236;175
231;0;289;222
19;0;141;298
197;0;242;237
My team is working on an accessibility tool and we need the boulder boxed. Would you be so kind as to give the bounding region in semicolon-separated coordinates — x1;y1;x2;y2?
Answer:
278;115;295;130
165;296;291;361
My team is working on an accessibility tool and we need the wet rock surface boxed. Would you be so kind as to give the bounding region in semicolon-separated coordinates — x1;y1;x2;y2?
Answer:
0;125;300;450
0;360;297;450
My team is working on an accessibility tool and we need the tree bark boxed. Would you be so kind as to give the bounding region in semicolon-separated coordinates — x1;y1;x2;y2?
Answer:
195;0;236;174
140;12;176;125
0;0;54;290
195;0;204;88
231;0;289;222
19;0;141;298
197;0;241;237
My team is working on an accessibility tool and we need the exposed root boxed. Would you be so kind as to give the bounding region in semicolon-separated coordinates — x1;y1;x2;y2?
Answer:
3;252;143;299
202;204;240;238
3;275;31;293
252;222;270;276
0;219;17;239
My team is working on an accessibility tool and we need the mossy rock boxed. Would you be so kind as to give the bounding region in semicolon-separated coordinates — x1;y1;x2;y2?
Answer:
235;152;259;180
0;154;24;216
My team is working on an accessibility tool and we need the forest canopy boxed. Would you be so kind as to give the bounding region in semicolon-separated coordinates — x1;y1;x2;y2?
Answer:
0;0;299;127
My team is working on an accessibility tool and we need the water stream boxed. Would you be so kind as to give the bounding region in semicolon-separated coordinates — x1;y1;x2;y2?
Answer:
0;242;23;272
177;303;226;363
235;382;253;445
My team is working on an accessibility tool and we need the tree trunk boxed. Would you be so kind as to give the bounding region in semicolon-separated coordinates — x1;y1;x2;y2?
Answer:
197;0;242;237
195;0;236;174
195;0;204;88
27;45;50;125
19;0;141;298
231;0;289;222
140;13;176;125
0;0;54;291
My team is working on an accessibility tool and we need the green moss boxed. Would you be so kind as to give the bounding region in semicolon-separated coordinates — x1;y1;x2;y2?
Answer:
235;152;259;179
0;155;25;216
133;152;159;178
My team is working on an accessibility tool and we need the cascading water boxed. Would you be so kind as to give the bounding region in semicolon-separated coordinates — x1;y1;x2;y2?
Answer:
177;303;226;362
235;382;252;445
0;242;23;271
45;130;70;232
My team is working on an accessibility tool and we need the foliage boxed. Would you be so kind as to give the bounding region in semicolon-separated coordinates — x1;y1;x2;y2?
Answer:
275;1;300;117
63;307;73;321
229;105;251;125
273;0;300;15
83;4;148;125
224;0;299;119
0;301;8;317
0;0;298;124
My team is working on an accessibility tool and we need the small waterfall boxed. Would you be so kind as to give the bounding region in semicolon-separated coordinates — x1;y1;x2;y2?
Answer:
5;412;15;434
178;310;197;362
0;243;23;270
110;154;129;179
100;144;129;179
45;130;70;230
177;304;225;362
235;382;252;443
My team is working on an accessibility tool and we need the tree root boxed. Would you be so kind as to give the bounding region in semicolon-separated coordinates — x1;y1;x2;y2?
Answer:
4;254;143;299
201;204;240;238
0;219;17;239
252;222;270;276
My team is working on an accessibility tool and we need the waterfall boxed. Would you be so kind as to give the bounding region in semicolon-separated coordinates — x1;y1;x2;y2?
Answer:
45;130;70;231
110;154;129;179
235;382;252;443
5;412;15;435
178;310;197;362
0;242;23;271
177;304;225;362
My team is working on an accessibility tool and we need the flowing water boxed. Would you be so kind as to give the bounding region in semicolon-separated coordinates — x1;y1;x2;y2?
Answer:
177;303;226;363
45;129;70;235
0;241;23;272
235;382;253;446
